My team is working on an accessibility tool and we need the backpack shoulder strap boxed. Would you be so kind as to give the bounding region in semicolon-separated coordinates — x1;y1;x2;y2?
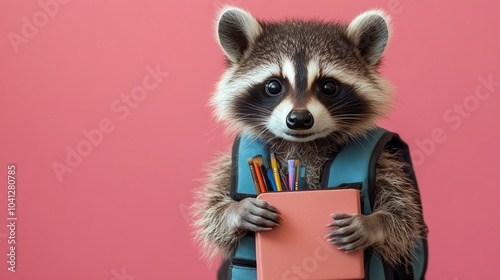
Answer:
321;127;394;214
230;133;270;201
322;126;428;279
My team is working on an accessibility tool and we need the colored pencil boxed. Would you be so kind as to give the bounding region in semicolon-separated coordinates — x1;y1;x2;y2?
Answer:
253;155;267;193
294;160;300;190
270;153;283;191
267;168;277;192
298;164;306;190
248;158;261;195
288;160;296;191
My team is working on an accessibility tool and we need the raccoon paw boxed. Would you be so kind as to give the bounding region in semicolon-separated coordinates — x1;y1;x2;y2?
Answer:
325;213;384;253
228;198;281;232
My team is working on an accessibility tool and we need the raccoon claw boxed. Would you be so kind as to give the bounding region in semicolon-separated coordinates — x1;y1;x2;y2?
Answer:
229;198;281;233
325;213;384;252
334;235;370;252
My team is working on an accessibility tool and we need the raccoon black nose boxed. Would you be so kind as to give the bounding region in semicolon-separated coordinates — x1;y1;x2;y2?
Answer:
286;110;314;130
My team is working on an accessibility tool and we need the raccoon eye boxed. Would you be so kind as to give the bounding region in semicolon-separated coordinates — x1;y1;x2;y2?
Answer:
265;79;283;96
319;79;339;96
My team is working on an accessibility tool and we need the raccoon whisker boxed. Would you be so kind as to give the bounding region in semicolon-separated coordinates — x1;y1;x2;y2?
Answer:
328;98;375;113
204;122;227;138
235;115;262;120
361;128;378;140
203;125;226;144
239;99;273;112
333;121;367;129
235;110;269;119
332;127;353;137
327;98;364;110
253;126;272;141
328;104;367;113
334;113;372;117
350;134;368;150
335;115;371;120
330;126;361;142
240;105;272;115
242;122;271;140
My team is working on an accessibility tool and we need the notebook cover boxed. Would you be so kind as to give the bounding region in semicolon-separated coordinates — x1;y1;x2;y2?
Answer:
255;189;364;280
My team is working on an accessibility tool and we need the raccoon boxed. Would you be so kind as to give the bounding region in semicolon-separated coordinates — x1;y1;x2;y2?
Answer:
192;6;427;277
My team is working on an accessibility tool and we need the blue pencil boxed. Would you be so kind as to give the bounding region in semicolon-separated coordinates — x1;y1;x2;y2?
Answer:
298;164;306;190
267;168;277;192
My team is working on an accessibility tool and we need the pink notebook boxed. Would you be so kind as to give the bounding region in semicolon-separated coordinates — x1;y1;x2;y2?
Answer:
256;189;364;280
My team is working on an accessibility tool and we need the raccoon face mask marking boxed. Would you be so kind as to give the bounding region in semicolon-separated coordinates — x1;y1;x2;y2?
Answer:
281;58;296;90
212;6;393;142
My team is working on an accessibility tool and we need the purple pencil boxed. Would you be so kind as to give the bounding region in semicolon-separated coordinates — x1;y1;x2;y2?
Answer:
288;160;295;191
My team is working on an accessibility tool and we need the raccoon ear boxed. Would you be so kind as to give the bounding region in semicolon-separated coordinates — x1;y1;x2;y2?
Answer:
347;10;391;66
216;6;263;64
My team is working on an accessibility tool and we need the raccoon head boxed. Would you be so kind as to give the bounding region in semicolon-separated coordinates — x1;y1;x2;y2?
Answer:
211;6;393;143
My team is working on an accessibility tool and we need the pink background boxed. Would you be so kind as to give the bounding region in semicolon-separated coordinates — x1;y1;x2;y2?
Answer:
0;0;499;279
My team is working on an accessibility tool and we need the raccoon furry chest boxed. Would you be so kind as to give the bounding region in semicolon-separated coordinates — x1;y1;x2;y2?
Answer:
269;138;340;189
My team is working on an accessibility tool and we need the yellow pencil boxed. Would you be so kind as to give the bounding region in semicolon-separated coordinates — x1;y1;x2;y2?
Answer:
270;153;282;191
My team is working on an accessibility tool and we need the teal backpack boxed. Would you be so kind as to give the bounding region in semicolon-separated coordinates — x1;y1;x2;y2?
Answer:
223;127;428;280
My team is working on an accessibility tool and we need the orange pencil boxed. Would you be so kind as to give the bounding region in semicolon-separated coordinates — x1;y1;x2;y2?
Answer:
253;155;267;193
248;158;261;195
